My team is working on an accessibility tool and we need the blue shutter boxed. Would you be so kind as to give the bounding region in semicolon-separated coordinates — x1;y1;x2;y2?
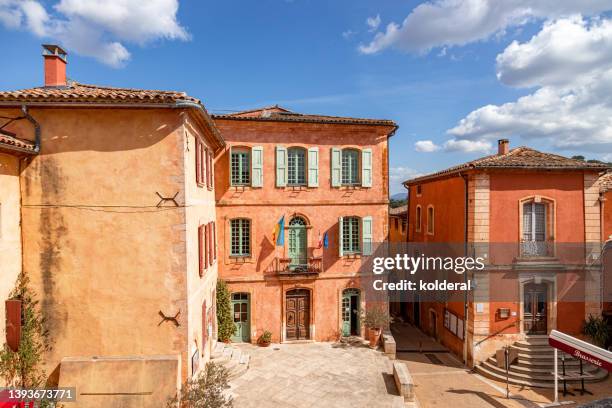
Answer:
276;146;287;187
362;216;373;256
331;148;341;187
251;146;263;187
361;148;372;187
308;147;319;187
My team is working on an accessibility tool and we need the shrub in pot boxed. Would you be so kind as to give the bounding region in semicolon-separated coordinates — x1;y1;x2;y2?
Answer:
361;306;391;348
257;330;272;347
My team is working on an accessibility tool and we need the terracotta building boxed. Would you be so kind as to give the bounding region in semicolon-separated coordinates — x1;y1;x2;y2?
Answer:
388;205;408;242
212;106;397;343
601;172;612;241
0;46;222;397
402;139;609;370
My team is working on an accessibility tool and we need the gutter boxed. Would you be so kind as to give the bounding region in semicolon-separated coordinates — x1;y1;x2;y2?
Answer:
0;99;226;150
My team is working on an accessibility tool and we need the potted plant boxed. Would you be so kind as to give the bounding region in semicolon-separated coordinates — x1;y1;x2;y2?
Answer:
361;306;391;348
583;314;609;348
257;330;272;347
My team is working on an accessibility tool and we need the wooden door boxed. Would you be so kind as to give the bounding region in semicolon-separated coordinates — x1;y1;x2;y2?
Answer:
231;293;250;342
523;283;547;334
286;289;310;340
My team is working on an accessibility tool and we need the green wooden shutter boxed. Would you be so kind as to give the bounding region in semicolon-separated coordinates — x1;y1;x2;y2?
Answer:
251;146;263;187
228;146;233;185
331;147;341;187
362;216;373;256
308;147;319;187
361;148;372;187
276;146;287;187
338;216;344;257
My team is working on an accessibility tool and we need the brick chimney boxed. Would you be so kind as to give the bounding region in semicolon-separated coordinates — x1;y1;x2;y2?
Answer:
498;139;509;155
42;44;67;87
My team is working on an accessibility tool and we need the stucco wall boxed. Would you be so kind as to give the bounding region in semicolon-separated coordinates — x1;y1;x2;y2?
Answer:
213;118;392;342
183;115;219;378
604;191;612;241
0;152;22;363
7;107;190;384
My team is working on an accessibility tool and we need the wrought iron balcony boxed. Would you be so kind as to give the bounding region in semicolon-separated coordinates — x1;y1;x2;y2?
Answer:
518;240;555;259
276;256;323;278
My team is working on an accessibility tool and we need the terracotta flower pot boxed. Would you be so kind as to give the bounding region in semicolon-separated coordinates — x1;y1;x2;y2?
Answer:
368;328;382;348
259;341;271;347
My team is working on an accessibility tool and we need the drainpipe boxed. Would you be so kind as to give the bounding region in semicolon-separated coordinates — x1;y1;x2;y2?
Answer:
460;172;469;365
22;105;41;153
405;184;410;243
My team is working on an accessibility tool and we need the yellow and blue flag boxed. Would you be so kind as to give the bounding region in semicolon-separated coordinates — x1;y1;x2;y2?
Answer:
272;216;285;246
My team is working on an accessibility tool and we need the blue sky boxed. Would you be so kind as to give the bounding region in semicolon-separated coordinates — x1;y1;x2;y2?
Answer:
1;1;612;194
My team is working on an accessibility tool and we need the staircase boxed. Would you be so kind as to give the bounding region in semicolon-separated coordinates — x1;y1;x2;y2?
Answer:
475;337;608;388
211;342;251;379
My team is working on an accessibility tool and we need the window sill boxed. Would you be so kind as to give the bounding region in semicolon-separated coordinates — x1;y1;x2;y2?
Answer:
342;253;362;259
229;256;253;263
196;182;206;188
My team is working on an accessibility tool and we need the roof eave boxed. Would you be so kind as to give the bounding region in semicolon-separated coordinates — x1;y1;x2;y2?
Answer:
212;114;397;128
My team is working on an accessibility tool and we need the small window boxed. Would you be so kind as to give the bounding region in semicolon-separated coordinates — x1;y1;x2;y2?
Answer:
195;139;206;186
427;206;434;235
230;219;251;257
341;149;360;185
416;206;422;232
287;147;306;186
343;216;360;254
416;185;422;196
231;148;250;186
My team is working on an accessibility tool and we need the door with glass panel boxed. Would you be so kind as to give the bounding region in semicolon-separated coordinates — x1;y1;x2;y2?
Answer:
231;293;250;342
288;217;307;269
341;289;360;337
523;283;547;334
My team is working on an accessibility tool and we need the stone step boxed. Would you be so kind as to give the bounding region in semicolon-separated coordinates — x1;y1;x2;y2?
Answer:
478;360;608;387
211;342;226;359
485;358;600;375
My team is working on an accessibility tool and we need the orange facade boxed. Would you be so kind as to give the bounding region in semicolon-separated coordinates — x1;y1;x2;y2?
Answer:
213;113;395;343
404;147;608;364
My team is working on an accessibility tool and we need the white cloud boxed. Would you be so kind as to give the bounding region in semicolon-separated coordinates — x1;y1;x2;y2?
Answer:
448;16;612;151
414;140;441;152
443;138;492;153
389;166;421;194
0;0;189;67
359;0;612;55
342;29;356;40
366;14;381;32
496;16;612;88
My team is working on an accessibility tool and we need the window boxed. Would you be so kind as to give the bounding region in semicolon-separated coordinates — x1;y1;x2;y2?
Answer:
195;139;206;186
521;200;550;257
427;206;434;235
342;216;360;254
416;185;422;196
287;147;306;186
394;218;399;230
415;206;422;232
341;149;360;185
231;149;250;186
230;219;251;257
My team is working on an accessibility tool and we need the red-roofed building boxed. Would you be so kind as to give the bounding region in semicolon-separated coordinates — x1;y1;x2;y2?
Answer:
402;139;610;384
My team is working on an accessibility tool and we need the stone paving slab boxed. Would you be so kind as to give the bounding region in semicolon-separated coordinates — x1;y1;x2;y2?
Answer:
229;341;401;408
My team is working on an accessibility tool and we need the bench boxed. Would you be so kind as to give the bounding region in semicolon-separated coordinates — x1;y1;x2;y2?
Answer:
393;361;414;402
382;329;397;359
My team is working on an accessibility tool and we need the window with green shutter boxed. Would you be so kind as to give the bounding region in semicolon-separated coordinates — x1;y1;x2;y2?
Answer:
231;149;250;186
287;147;306;186
230;219;251;256
342;216;360;254
341;149;360;185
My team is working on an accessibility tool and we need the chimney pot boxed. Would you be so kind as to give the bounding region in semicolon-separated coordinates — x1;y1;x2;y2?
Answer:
42;44;68;87
498;139;509;155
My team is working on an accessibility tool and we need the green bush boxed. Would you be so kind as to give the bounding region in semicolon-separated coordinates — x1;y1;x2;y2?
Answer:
168;361;233;408
0;272;50;389
583;314;609;348
216;280;236;342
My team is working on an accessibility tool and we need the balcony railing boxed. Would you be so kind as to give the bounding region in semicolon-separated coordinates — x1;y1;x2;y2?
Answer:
519;240;555;259
276;257;323;277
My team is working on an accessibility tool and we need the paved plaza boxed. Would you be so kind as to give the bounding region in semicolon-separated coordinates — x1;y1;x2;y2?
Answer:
229;340;403;408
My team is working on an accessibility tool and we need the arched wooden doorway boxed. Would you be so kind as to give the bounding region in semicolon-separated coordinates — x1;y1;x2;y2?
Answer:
286;289;310;340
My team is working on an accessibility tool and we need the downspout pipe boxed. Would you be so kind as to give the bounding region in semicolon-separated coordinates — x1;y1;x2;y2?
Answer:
22;105;41;153
460;172;469;365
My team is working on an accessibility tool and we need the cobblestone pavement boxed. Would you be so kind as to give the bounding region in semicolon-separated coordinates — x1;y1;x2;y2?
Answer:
229;340;402;408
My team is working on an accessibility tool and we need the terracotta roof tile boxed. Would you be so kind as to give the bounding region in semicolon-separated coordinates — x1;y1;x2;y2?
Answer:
599;172;612;193
0;81;200;105
0;133;36;154
213;105;397;127
389;205;407;216
405;147;610;185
